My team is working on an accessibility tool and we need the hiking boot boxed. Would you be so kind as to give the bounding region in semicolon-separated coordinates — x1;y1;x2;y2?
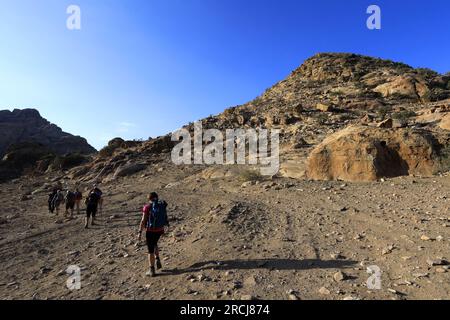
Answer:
146;267;156;277
156;258;162;270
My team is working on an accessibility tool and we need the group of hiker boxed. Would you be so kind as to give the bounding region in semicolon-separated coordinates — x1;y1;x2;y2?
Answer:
47;185;170;277
48;184;103;228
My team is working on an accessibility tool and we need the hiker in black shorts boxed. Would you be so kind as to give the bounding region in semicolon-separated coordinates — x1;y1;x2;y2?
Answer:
48;188;57;213
138;192;169;277
74;188;83;215
84;190;101;228
65;190;76;218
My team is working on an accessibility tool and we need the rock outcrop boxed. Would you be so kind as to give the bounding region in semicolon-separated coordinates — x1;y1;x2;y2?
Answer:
0;108;96;157
306;125;441;182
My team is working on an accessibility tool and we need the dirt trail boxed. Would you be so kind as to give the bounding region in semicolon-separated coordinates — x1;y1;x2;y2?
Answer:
0;168;449;300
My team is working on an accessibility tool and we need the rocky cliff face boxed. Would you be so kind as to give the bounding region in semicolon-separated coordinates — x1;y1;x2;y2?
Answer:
0;108;96;157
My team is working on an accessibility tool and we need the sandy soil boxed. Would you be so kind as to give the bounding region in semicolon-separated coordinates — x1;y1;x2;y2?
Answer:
0;164;449;300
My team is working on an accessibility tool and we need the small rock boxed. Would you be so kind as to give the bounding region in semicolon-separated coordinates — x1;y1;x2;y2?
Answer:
319;287;331;295
333;271;347;282
412;272;429;278
288;293;300;300
342;296;360;301
382;245;395;255
426;259;447;267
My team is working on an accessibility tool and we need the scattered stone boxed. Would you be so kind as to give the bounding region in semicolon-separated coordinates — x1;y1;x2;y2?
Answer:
426;259;448;267
37;248;49;255
318;287;331;295
333;271;347;282
377;118;393;128
244;276;257;287
387;288;404;296
330;253;345;260
342;296;360;300
316;103;333;112
382;245;395;255
412;272;429;278
241;181;256;188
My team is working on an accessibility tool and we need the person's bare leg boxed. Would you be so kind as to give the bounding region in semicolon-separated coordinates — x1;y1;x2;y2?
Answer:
146;253;156;277
155;246;163;269
148;254;155;268
84;217;89;228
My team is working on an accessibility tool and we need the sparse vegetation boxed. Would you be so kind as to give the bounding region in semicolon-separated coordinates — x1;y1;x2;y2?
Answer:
389;92;414;101
98;138;126;158
377;106;391;120
392;110;416;122
314;113;328;125
52;153;87;170
239;169;263;182
421;91;433;103
98;145;116;158
329;90;344;96
438;143;450;173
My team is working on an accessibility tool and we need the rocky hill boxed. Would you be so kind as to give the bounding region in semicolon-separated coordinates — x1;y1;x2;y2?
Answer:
67;53;450;183
0;108;96;157
0;108;96;182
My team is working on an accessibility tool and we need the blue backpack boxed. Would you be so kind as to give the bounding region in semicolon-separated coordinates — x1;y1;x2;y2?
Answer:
147;200;168;229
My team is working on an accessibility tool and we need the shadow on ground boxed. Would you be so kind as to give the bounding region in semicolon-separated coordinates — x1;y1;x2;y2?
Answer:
161;258;357;276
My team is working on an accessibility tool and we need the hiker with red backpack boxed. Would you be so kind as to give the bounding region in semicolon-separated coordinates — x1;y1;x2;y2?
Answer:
137;192;169;277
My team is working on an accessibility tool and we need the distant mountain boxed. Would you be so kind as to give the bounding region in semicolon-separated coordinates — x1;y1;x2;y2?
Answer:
0;108;96;157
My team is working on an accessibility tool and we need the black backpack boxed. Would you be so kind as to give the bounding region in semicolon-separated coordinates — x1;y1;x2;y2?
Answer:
147;200;169;229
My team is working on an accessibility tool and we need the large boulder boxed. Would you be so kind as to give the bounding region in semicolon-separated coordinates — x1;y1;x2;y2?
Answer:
113;163;146;179
373;75;430;100
439;114;450;131
306;125;440;182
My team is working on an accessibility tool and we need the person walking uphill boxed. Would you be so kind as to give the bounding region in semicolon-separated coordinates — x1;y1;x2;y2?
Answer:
84;189;101;229
137;192;169;277
48;188;57;213
74;188;83;215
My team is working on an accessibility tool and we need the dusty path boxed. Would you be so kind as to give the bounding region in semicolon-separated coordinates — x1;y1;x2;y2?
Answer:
0;169;449;300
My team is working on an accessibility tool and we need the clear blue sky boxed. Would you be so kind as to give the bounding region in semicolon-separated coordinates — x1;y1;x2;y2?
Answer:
0;0;449;149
